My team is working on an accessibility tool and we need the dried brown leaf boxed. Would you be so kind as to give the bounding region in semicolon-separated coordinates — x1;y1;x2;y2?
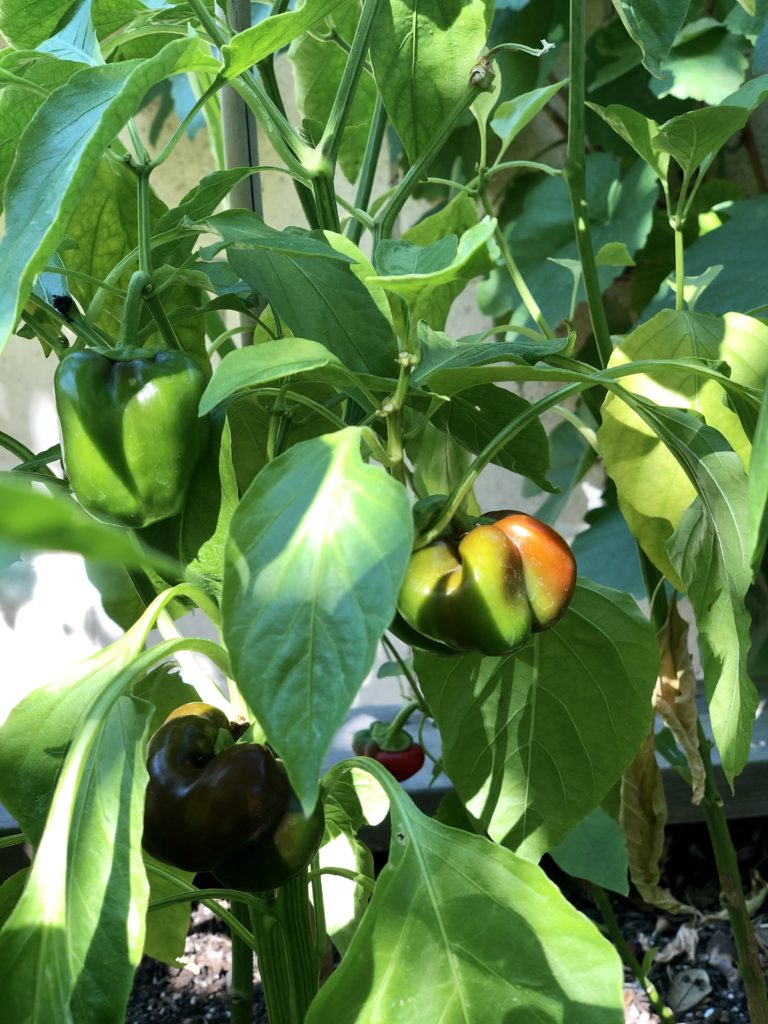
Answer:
654;922;699;963
620;730;694;915
654;598;705;803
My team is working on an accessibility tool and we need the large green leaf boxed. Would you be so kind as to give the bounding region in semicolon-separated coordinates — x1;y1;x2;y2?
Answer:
416;580;658;861
548;808;629;895
0;51;82;215
0;36;221;353
0;474;178;576
610;0;691;76
370;0;493;162
633;406;754;782
201;212;397;377
651;23;748;105
223;0;350;77
406;420;480;516
222;428;412;811
597;310;768;589
199;339;352;415
308;759;624;1023
747;376;768;575
477;154;658;329
0;609;165;1023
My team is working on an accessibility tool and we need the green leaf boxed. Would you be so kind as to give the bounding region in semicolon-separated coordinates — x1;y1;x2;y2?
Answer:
308;759;624;1023
414;323;567;386
490;78;568;154
0;0;82;47
571;490;645;599
0;619;171;1023
417;580;658;861
651;25;748;105
0;51;82;216
406;421;480;516
367;218;496;298
643;196;768;320
202;212;397;377
596;241;636;267
222;428;413;811
223;0;350;77
652;106;749;177
152;167;255;269
610;0;691;76
549;808;629;895
199;339;349;415
0;474;179;577
0;36;221;353
142;857;194;967
747;376;768;574
638;407;755;782
370;0;493;162
318;765;387;956
477;154;658;329
400;192;494;330
597;310;768;589
432;383;553;491
586;102;669;179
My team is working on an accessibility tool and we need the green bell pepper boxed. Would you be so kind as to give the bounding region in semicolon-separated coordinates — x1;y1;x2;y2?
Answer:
54;347;207;528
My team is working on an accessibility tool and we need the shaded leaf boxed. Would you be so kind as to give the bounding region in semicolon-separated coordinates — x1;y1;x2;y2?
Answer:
416;580;658;861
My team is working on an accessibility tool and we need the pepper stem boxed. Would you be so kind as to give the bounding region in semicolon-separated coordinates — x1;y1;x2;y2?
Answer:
117;271;150;350
380;698;422;749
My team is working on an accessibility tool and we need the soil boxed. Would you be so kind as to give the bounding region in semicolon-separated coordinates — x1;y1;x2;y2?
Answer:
126;818;768;1024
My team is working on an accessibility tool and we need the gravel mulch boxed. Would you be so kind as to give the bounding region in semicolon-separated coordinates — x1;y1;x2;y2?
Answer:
126;818;768;1023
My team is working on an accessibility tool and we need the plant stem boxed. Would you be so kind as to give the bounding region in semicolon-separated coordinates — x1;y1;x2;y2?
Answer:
674;228;685;311
564;0;612;368
375;84;481;241
277;872;320;1018
230;902;255;1024
318;0;382;167
478;185;555;338
348;96;386;244
698;724;768;1023
149;79;224;170
590;885;676;1024
249;878;319;1024
306;866;376;894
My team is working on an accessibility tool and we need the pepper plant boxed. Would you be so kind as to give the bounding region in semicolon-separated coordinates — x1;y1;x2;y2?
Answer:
0;0;767;1022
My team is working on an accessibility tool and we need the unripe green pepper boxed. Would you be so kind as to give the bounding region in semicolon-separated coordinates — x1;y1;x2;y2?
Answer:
396;510;576;656
143;703;324;892
54;347;207;528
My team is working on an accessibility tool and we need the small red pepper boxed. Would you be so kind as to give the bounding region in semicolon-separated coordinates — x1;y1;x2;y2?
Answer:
352;719;425;782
